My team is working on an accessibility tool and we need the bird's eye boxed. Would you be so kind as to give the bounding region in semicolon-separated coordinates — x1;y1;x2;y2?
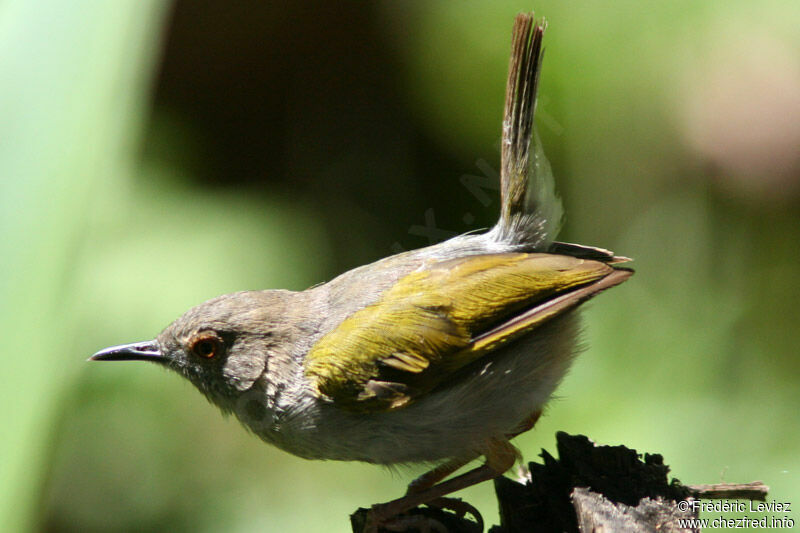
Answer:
190;332;223;359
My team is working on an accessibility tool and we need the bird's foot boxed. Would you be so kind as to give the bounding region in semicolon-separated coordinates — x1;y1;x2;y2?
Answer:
363;500;480;533
424;497;483;529
359;441;516;531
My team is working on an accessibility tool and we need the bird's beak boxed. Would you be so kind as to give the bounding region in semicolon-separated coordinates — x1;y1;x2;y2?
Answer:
89;340;165;362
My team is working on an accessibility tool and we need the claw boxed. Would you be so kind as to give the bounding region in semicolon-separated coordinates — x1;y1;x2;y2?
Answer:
425;497;483;529
362;500;482;533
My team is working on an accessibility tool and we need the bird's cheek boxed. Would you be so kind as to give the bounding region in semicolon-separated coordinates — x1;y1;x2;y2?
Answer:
222;353;267;392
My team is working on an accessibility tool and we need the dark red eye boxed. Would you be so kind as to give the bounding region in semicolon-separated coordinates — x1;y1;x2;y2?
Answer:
190;333;223;359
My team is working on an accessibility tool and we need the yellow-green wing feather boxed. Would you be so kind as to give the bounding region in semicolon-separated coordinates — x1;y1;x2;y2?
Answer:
304;253;615;412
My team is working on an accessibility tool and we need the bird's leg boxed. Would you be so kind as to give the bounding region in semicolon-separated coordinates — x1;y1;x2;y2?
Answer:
404;454;483;528
406;454;479;494
507;409;542;439
406;408;542;495
366;439;518;531
365;411;543;531
406;453;483;529
392;452;488;531
504;409;542;481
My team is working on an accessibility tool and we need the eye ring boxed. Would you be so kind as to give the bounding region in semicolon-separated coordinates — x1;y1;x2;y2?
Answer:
190;332;223;359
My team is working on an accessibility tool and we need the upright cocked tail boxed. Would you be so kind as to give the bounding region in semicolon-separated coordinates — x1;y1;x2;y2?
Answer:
496;15;628;265
494;15;561;249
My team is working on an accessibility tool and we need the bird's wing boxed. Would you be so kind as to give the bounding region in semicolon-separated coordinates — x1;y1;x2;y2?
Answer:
304;253;631;413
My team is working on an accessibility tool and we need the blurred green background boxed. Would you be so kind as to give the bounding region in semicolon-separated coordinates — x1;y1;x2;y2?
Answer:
1;1;798;531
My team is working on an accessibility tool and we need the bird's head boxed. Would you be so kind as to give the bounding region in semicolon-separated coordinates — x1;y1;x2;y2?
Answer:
90;290;295;410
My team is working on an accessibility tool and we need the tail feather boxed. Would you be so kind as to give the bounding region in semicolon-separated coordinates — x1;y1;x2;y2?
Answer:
495;13;562;249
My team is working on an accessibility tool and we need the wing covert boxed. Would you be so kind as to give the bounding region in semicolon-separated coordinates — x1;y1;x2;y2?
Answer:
304;253;615;412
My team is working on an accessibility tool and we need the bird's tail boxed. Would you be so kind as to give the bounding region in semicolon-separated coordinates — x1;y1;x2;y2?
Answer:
493;13;562;249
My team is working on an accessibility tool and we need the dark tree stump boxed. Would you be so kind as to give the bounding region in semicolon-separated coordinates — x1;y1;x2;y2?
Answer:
351;432;768;533
491;432;767;533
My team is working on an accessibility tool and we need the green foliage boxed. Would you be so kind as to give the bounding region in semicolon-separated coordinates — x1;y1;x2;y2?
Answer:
0;1;170;530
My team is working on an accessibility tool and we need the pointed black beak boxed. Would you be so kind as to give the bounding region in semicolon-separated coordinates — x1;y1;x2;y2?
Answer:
89;340;165;362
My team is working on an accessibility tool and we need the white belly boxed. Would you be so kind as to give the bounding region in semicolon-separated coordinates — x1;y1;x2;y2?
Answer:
239;314;579;465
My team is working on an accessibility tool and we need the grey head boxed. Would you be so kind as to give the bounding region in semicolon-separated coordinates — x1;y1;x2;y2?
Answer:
90;290;298;411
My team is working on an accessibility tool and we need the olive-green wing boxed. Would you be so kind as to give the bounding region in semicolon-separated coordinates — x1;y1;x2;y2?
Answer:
304;253;630;413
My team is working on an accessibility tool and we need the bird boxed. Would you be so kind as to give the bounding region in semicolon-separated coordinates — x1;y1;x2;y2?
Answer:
91;12;632;530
